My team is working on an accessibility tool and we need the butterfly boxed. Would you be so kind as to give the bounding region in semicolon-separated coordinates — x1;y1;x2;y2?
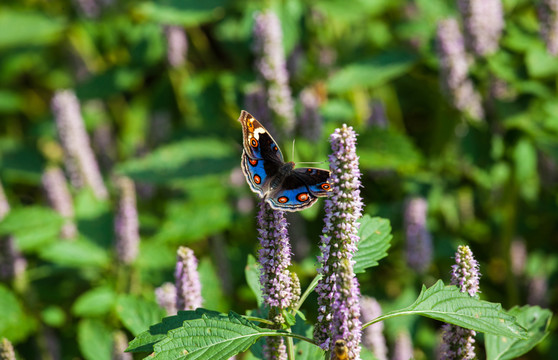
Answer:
238;110;332;211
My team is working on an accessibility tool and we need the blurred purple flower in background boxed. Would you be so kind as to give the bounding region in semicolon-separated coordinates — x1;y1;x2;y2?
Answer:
314;125;363;359
72;0;101;18
392;331;413;360
0;338;16;360
457;0;504;56
51;90;108;200
42;167;77;240
439;245;480;359
253;10;296;138
112;331;132;360
538;0;558;55
368;100;389;129
175;246;203;311
114;176;139;265
0;180;26;281
298;87;323;142
404;197;433;274
360;296;388;360
164;26;188;68
155;282;177;316
436;19;484;120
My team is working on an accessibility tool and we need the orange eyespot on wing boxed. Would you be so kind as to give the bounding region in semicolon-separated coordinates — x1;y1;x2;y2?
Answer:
250;138;258;147
321;183;331;191
278;196;288;203
247;120;254;131
297;193;310;202
249;158;258;166
273;145;278;151
253;175;261;184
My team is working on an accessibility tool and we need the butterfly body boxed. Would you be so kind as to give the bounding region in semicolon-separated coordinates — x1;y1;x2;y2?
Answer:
238;110;331;211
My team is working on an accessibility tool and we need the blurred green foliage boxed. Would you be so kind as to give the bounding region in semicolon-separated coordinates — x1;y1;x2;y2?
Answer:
0;0;557;359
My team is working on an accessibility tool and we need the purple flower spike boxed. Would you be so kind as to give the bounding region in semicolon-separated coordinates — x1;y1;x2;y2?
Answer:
404;197;433;274
436;19;484;120
457;0;504;56
314;125;363;359
257;199;294;360
0;180;26;281
360;296;388;360
439;245;480;360
257;199;295;310
51;90;108;200
298;87;323;142
0;180;9;220
114;177;140;265
539;0;558;55
253;10;296;138
175;246;203;311
112;331;133;360
164;26;188;68
42;167;77;240
1;337;16;360
392;331;413;360
155;282;177;315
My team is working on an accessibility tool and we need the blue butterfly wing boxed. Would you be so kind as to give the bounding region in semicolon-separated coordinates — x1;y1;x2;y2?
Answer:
267;168;332;211
239;111;284;196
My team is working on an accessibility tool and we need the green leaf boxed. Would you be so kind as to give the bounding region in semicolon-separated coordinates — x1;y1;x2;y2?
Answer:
294;339;325;360
133;0;227;27
485;306;553;360
327;51;416;93
39;238;110;268
153;200;233;244
378;281;527;338
136;240;176;269
0;206;63;251
72;287;116;317
152;312;276;360
525;45;558;78
199;258;228;312
0;10;65;49
354;216;392;273
0;285;37;342
116;137;237;184
358;129;423;172
115;295;166;336
128;309;232;353
77;318;113;360
245;255;263;307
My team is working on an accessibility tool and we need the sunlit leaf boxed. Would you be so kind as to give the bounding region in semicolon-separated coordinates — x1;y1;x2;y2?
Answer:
354;215;392;273
485;306;552;360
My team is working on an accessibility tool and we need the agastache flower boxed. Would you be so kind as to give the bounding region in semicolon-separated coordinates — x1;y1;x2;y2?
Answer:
538;0;558;55
360;296;388;360
0;338;16;360
257;200;295;360
114;177;139;265
51;90;108;200
72;0;101;18
314;125;363;359
439;245;480;360
457;0;504;56
404;197;433;274
368;100;388;129
0;180;26;281
298;87;323;142
253;10;296;138
42;167;77;239
436;19;484;120
112;331;132;360
392;331;413;360
155;282;177;315
164;26;188;68
175;246;203;311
